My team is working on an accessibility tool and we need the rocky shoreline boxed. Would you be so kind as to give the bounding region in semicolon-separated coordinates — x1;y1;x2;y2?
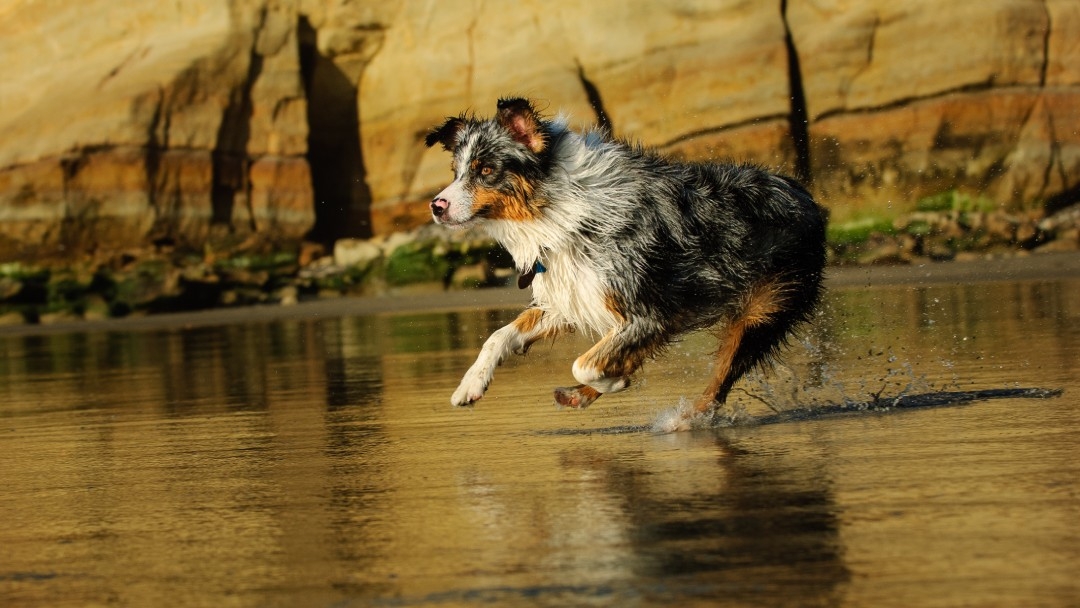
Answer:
1;201;1077;327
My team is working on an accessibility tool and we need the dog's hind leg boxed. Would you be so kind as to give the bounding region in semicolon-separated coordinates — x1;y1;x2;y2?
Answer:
452;307;566;406
694;281;792;415
695;322;792;413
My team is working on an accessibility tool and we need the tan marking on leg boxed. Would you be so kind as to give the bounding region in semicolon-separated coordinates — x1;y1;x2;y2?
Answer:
694;319;749;414
512;308;545;333
574;331;658;383
742;280;787;326
510;308;566;354
694;279;788;415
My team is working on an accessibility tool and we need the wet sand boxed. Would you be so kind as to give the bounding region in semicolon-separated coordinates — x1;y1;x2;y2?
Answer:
2;251;1077;337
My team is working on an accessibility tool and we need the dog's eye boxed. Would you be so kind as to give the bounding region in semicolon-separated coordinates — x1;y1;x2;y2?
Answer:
480;166;493;176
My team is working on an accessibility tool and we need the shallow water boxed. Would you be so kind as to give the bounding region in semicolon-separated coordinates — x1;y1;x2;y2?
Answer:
1;277;1078;607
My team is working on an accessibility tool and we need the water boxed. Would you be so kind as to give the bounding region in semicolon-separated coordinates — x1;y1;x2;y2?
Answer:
1;274;1078;607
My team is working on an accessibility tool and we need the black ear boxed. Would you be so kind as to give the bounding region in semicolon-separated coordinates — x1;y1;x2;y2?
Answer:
496;97;546;154
425;117;465;151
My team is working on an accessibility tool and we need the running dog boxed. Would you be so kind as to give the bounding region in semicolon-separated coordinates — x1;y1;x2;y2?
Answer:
425;97;827;426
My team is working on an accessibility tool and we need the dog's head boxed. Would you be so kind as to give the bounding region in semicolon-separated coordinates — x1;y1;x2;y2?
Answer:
424;98;549;228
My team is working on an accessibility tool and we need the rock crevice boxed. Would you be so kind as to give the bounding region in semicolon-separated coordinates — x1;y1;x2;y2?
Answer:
781;0;812;183
576;61;613;134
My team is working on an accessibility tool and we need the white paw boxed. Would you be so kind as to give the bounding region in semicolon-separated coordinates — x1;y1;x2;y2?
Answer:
451;369;490;406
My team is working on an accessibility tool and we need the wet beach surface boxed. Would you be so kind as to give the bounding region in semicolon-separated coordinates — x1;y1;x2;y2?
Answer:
1;253;1079;606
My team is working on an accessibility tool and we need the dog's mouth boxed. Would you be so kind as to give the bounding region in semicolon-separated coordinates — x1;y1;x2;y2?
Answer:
434;202;486;228
433;213;476;229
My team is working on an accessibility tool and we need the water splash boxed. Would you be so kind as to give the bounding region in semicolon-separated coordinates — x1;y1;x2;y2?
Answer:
724;337;967;419
650;397;754;433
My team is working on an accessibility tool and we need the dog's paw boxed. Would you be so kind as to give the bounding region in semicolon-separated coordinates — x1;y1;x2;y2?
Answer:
451;374;488;407
554;384;601;409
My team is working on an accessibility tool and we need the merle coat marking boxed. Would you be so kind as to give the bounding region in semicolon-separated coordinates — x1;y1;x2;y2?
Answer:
425;98;827;426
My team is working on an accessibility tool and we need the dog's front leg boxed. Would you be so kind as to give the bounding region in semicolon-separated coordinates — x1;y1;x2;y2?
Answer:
556;318;663;408
452;307;564;406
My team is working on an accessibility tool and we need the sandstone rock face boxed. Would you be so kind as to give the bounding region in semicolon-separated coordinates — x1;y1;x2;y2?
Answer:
0;0;1077;260
0;0;314;259
788;0;1080;220
789;1;1048;119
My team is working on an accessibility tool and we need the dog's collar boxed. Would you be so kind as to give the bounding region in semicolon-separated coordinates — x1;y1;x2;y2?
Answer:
517;260;547;289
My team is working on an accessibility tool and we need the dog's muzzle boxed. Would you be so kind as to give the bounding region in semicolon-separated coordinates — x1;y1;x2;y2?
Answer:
430;197;450;218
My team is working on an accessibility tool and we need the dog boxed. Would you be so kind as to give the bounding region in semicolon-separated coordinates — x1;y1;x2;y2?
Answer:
424;97;827;426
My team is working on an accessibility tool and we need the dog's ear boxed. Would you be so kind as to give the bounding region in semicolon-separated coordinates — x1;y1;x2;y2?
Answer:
496;97;546;154
425;117;465;151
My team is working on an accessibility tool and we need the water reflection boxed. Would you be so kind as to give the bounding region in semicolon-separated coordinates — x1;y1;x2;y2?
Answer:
0;279;1077;606
557;436;849;604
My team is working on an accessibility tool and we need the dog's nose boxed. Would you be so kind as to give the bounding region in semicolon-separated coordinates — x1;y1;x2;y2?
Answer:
431;197;449;217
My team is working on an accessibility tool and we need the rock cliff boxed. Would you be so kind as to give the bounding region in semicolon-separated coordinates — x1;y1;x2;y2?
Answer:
0;0;1076;260
791;0;1080;219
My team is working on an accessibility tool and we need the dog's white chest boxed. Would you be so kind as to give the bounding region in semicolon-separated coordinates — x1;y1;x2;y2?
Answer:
531;252;618;336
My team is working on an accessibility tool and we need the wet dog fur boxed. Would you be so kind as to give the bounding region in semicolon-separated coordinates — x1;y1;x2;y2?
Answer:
425;97;827;426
